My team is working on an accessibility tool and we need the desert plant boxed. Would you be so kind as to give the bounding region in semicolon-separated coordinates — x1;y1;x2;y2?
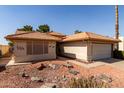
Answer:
67;76;109;88
113;49;124;59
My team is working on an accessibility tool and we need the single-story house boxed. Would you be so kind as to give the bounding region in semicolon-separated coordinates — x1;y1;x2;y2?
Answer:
5;31;120;63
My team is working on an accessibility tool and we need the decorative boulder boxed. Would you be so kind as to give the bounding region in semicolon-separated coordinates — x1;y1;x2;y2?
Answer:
68;69;79;75
18;71;29;78
37;64;46;70
63;62;73;68
40;83;58;88
48;64;57;70
22;73;29;77
31;77;44;82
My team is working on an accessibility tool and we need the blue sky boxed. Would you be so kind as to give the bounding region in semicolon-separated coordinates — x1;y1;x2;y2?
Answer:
0;5;124;45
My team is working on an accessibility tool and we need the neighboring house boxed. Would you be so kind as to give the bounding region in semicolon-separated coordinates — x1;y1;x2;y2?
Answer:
118;37;124;51
5;31;120;63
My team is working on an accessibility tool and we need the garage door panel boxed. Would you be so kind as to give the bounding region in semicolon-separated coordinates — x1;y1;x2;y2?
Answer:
92;44;111;60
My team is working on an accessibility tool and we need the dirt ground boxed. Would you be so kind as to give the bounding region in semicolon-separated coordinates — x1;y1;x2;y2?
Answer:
0;59;124;88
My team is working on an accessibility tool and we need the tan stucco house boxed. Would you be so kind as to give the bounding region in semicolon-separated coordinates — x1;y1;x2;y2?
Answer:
5;31;120;63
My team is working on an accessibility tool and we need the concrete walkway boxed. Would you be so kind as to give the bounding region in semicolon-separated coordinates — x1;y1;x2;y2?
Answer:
0;57;31;66
6;59;31;66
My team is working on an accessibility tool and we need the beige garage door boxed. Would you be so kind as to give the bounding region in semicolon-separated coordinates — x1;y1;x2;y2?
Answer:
92;44;111;60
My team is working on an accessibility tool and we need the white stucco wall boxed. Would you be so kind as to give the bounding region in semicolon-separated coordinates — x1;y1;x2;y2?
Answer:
119;37;124;51
13;40;56;63
60;41;112;62
60;41;88;61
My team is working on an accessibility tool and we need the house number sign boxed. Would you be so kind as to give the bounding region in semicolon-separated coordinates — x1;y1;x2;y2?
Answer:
17;45;24;50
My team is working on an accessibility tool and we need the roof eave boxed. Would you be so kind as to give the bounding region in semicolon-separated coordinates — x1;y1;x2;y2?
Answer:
5;36;61;42
62;38;121;43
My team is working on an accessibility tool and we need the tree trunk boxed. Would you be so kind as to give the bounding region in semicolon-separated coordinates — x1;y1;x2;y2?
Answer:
115;5;119;50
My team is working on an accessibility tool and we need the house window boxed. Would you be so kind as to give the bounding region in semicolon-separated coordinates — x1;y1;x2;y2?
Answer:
27;41;33;55
33;41;43;55
27;41;48;55
44;41;48;54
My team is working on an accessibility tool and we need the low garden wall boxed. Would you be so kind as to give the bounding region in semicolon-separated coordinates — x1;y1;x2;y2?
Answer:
0;45;11;58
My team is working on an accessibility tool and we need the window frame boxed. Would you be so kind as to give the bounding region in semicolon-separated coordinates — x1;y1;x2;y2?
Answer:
26;41;49;55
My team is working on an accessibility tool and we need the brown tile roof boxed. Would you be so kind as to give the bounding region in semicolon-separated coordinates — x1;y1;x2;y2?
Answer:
16;30;65;37
5;31;120;43
5;31;62;41
62;32;120;43
47;31;66;37
14;30;65;41
15;30;30;34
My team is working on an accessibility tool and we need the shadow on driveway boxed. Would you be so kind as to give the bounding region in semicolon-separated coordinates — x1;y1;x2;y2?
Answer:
95;58;124;71
95;58;124;64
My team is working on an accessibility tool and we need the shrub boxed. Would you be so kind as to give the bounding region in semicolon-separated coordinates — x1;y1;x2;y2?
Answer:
113;50;124;59
67;76;109;88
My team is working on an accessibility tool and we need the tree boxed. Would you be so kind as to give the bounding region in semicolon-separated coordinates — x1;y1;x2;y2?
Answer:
115;5;119;50
36;24;50;32
17;25;33;32
8;41;14;47
74;30;82;34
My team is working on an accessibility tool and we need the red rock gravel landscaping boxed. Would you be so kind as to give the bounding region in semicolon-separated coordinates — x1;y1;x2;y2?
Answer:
0;59;124;88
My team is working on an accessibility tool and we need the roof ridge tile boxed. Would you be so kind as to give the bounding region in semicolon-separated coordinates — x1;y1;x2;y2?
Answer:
84;32;91;39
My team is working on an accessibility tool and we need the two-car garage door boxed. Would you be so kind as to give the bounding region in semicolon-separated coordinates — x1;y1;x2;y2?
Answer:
92;44;112;60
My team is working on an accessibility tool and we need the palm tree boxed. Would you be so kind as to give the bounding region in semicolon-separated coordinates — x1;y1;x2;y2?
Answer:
36;24;50;33
74;30;82;34
115;5;119;50
17;25;33;32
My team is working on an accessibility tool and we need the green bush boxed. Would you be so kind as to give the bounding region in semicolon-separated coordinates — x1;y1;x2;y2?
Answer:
113;50;124;59
67;76;109;88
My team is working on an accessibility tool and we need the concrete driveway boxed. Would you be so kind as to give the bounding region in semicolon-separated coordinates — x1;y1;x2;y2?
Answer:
109;60;124;71
95;58;124;71
58;57;124;70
